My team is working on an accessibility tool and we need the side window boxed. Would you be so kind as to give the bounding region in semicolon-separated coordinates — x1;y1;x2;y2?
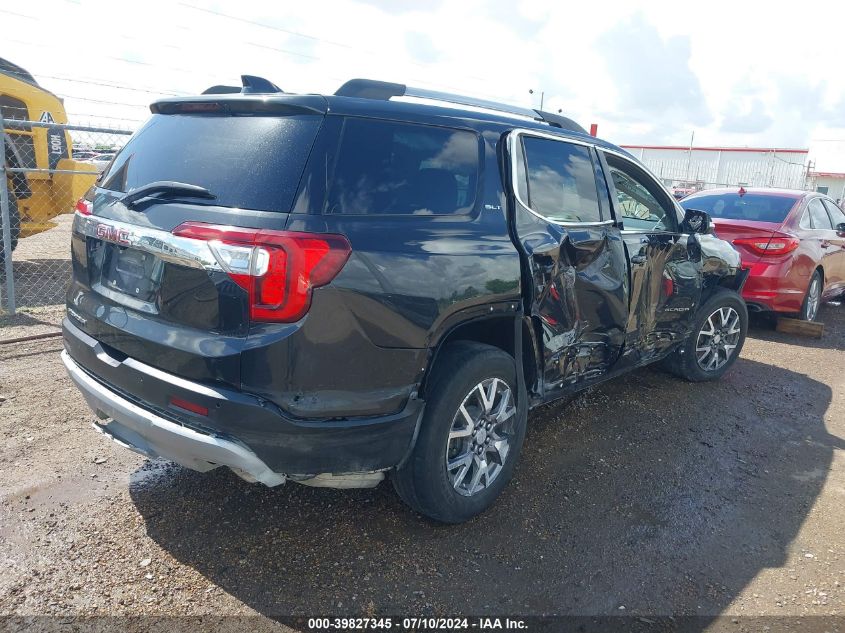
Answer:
519;136;601;223
799;210;812;229
808;198;833;230
822;199;845;228
326;118;480;216
605;155;676;232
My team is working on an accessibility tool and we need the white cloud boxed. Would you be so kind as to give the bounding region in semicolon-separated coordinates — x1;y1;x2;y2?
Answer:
4;0;845;158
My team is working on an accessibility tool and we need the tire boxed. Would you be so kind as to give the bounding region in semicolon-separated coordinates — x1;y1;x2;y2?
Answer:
0;193;20;267
661;289;748;382
798;270;822;322
392;342;528;523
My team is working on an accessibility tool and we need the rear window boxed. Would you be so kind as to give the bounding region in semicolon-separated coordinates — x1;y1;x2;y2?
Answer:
326;118;480;215
681;193;797;223
100;114;322;212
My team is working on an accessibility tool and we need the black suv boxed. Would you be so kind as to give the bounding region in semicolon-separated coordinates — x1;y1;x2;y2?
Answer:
63;77;748;523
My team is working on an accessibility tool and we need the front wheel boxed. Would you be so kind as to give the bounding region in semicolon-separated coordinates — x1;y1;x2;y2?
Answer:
661;289;748;382
392;342;527;523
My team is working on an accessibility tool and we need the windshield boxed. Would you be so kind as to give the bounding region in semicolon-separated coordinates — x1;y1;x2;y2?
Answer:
100;113;322;212
681;193;798;223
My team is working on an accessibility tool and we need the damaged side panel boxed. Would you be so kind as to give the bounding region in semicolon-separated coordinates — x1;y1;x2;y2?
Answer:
514;204;628;397
619;232;702;364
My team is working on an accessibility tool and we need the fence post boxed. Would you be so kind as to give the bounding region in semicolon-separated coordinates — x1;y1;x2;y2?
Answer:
0;112;17;314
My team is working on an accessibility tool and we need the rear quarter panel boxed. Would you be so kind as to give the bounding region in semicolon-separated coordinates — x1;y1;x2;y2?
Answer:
249;118;522;418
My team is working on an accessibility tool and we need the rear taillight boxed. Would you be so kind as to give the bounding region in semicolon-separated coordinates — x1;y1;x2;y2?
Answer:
75;197;93;216
733;235;799;257
172;222;351;323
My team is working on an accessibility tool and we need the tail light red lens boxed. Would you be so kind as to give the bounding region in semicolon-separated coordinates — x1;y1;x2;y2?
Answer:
172;222;351;323
733;235;799;257
75;198;93;216
169;396;208;416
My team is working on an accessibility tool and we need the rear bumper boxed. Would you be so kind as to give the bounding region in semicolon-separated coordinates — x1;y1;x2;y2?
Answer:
62;318;424;478
741;259;806;313
63;350;287;486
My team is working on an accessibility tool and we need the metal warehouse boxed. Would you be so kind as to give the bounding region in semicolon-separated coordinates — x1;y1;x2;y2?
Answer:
621;144;809;194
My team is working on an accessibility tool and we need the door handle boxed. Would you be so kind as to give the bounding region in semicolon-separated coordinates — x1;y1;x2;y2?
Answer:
821;240;831;248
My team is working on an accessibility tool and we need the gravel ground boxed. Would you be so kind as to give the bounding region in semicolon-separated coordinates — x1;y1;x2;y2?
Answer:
1;304;844;632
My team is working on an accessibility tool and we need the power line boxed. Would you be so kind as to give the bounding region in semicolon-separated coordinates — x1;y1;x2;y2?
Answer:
70;113;145;123
60;94;152;107
178;3;373;52
21;73;188;97
0;8;36;20
5;6;527;111
5;37;231;86
176;2;493;85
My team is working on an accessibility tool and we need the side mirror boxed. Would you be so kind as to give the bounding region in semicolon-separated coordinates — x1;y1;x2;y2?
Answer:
837;222;845;237
681;208;713;234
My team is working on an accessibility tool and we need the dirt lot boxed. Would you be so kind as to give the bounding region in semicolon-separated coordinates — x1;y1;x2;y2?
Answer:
1;299;844;631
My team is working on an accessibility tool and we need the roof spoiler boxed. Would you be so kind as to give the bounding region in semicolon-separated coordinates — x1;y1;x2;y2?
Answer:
201;75;284;96
334;78;586;134
202;85;241;95
241;75;283;94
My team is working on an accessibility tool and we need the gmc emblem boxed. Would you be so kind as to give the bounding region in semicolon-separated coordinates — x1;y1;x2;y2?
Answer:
96;224;131;246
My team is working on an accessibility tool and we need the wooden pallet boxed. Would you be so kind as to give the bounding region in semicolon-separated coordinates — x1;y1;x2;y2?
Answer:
775;317;824;339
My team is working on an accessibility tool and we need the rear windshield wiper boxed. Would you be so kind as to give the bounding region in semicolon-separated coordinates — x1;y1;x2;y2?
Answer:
121;181;216;209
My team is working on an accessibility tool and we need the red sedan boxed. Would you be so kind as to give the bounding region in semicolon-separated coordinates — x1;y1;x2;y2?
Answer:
681;188;845;321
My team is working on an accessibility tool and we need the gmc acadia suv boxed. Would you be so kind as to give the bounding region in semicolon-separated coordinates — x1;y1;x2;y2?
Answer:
62;77;748;523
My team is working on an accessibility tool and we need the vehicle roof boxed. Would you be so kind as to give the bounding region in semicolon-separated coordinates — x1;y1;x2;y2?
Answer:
151;91;638;162
684;187;810;200
327;94;632;152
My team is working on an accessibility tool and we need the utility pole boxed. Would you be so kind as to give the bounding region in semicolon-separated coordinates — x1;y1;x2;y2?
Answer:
685;130;695;182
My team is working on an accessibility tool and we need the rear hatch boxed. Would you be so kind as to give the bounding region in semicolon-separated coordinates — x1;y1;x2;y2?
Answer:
67;96;327;388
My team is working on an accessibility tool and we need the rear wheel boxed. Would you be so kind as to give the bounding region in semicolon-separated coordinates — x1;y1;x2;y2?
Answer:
392;342;527;523
799;270;822;322
661;289;747;382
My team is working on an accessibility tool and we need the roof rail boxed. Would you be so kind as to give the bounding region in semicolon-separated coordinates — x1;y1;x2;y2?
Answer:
334;78;586;134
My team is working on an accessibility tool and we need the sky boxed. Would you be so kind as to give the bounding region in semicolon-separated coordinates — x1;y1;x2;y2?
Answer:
4;0;845;167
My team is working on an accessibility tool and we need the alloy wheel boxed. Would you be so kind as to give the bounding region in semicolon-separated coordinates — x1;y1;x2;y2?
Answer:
695;306;742;372
806;277;821;321
445;377;517;497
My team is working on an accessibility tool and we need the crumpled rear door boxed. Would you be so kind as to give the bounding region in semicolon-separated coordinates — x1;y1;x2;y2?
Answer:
508;132;628;398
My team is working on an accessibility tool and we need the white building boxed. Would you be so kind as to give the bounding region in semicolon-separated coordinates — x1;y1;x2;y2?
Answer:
806;140;845;202
621;145;810;192
809;172;845;203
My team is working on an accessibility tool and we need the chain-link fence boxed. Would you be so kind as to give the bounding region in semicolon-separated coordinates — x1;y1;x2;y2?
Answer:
1;116;134;332
628;151;811;197
647;158;808;192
